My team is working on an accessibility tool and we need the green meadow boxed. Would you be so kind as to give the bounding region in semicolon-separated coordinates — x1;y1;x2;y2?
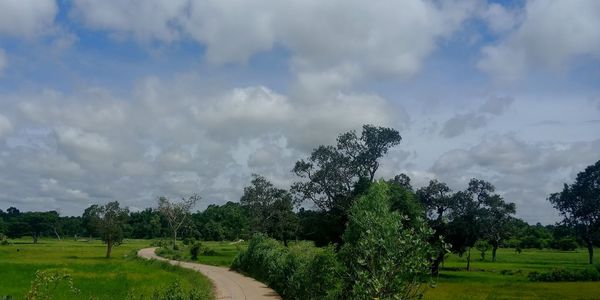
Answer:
2;238;600;300
0;238;212;300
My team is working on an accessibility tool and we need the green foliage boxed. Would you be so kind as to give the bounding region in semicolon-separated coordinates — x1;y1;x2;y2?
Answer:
25;269;80;300
128;280;207;300
474;240;490;261
528;264;600;282
189;243;201;260
232;234;342;300
550;237;579;251
339;181;432;300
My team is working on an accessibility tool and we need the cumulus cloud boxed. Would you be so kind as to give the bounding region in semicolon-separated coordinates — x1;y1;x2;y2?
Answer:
0;74;400;214
0;0;58;38
478;0;600;80
71;0;478;81
431;135;600;223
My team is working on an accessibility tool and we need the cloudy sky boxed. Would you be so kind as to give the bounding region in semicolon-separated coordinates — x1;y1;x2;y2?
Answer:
0;0;598;223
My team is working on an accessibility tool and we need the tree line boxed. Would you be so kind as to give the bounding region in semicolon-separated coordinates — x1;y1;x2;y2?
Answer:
1;125;598;267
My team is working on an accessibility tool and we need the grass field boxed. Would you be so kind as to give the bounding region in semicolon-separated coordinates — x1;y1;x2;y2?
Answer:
3;238;599;300
0;238;213;299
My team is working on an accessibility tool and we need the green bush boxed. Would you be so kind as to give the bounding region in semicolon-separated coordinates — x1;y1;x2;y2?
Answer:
231;234;341;300
190;243;201;260
549;237;579;251
338;181;432;300
528;265;600;282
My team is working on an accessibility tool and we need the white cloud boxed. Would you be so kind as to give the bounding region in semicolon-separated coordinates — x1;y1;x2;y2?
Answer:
71;0;478;80
479;0;600;80
0;0;58;38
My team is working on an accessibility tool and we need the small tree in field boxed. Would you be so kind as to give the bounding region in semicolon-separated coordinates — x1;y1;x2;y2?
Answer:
158;195;199;247
88;202;129;258
549;160;600;264
339;181;432;300
474;240;490;261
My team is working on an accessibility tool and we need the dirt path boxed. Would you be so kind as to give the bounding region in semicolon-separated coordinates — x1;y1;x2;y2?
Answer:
137;247;281;300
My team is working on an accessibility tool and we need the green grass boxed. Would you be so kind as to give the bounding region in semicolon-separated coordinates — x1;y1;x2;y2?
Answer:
157;241;246;267
424;248;600;299
0;238;213;299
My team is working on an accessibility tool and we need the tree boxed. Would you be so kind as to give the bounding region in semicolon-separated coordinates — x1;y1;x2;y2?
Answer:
291;125;401;245
416;179;454;276
481;195;516;261
339;181;432;299
88;202;129;258
549;160;600;264
240;174;297;245
158;195;200;247
474;240;490;261
21;211;58;244
82;204;100;238
291;125;401;212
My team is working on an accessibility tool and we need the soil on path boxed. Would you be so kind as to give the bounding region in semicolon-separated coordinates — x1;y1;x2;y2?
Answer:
137;247;281;300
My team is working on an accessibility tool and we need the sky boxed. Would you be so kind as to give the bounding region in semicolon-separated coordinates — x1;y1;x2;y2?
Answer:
0;0;598;224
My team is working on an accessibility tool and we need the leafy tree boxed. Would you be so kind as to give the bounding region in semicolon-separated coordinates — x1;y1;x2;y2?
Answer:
19;211;58;244
481;195;516;261
549;160;600;264
88;202;129;258
82;204;100;238
193;202;250;241
416;179;454;276
292;125;401;211
339;181;432;299
158;195;200;247
129;208;163;239
240;174;297;245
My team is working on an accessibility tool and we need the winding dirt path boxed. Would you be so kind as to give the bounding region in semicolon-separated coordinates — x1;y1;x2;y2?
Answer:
138;247;281;300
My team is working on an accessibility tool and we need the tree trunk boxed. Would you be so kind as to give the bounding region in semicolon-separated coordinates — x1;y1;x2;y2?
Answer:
173;230;177;249
492;245;498;262
466;248;471;271
587;238;594;265
106;240;113;258
32;234;38;244
53;228;61;240
431;251;445;276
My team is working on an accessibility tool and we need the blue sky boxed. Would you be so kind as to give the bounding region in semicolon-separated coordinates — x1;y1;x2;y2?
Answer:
0;0;599;223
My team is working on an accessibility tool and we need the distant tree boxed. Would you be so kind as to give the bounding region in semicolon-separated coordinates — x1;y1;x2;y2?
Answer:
391;173;413;191
193;202;250;241
481;195;516;261
82;204;100;238
158;195;200;247
474;240;490;261
240;174;297;246
339;181;432;299
88;202;129;258
549;160;600;264
21;211;58;244
129;208;163;239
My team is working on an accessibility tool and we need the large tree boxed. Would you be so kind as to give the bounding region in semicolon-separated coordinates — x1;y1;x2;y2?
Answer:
481;195;516;261
158;195;200;247
549;160;600;264
240;174;297;245
88;202;129;258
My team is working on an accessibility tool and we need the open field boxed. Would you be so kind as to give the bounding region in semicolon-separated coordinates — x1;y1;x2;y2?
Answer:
0;238;212;299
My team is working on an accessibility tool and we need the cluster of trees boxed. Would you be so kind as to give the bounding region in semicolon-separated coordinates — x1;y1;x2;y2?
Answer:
1;125;598;269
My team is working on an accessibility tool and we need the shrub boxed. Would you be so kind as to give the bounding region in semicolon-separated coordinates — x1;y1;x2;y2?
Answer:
190;243;201;260
231;234;341;300
338;181;432;300
201;248;217;256
549;237;579;251
474;240;490;261
127;280;207;300
26;269;80;300
528;266;600;282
